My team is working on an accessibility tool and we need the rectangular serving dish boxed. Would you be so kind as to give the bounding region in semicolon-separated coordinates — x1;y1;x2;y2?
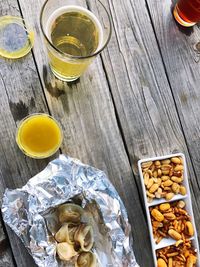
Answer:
138;153;200;267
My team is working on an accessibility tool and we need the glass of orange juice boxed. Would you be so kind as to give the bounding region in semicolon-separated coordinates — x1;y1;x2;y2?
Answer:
16;113;63;159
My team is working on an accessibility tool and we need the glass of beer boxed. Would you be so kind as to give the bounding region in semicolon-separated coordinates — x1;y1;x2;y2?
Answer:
173;0;200;27
40;0;111;81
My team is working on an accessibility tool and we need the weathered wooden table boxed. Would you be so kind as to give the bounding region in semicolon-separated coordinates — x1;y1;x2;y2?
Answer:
1;0;200;266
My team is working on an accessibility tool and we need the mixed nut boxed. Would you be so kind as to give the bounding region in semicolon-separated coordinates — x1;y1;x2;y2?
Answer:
150;200;194;245
141;157;187;202
157;240;197;267
55;203;97;267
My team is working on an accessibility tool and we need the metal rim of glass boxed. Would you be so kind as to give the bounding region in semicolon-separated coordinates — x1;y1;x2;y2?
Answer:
40;0;112;59
16;113;63;159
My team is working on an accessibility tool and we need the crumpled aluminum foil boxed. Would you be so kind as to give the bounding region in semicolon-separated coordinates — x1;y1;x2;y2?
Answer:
2;155;139;267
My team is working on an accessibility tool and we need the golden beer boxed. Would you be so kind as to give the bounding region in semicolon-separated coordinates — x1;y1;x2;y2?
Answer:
45;6;103;81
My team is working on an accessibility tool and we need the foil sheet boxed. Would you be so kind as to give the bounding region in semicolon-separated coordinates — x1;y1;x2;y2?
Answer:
2;155;139;267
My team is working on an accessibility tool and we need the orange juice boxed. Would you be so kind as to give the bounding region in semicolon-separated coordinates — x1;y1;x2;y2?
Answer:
16;113;63;158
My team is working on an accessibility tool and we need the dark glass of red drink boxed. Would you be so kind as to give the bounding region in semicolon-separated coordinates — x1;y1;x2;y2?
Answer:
174;0;200;27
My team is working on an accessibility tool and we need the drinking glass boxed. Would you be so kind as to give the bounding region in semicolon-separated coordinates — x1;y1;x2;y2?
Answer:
16;113;63;159
174;0;200;27
40;0;111;81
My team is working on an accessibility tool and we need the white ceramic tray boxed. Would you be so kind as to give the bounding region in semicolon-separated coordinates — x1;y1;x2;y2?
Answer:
138;153;200;267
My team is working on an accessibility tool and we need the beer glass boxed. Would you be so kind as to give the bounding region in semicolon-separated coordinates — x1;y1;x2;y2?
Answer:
174;0;200;27
40;0;111;81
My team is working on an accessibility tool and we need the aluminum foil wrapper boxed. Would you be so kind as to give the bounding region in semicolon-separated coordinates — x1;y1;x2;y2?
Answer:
2;155;139;267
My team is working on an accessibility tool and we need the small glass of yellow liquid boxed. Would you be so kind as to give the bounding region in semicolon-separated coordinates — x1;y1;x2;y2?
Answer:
16;113;63;159
40;0;111;82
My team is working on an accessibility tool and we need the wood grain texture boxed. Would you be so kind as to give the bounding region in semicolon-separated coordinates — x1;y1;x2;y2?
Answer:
16;0;154;265
0;222;15;267
91;0;200;258
0;0;57;266
145;0;200;235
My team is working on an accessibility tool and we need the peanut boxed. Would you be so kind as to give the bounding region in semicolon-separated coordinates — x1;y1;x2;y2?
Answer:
180;185;187;195
157;258;167;267
177;200;186;209
168;229;182;240
162;180;173;187
185;222;194;236
161;175;170;181
161;164;172;170
155;160;161;166
171;182;180;194
147;191;155;198
151;209;164;222
157;169;162;177
159;203;170;212
165;192;174;201
161;159;171;165
174;165;183;172
171;176;183;183
147;178;154;189
155;192;161;198
149;183;159;193
171;157;181;164
141;161;153;168
164;212;176;220
153;170;158;178
144;172;149;186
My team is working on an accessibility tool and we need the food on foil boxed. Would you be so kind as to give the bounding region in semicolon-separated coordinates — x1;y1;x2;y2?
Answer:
74;224;94;252
56;242;78;261
55;223;78;244
75;252;97;267
1;155;139;267
58;204;84;224
55;203;95;265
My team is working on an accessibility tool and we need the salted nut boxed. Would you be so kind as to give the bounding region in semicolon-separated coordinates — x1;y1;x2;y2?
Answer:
75;252;97;267
157;241;197;267
150;201;194;245
141;157;186;202
56;242;78;261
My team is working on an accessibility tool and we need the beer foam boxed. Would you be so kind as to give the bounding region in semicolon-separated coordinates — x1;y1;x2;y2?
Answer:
46;5;103;52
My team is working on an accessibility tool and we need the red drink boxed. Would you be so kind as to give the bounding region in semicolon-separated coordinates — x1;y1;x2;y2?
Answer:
174;0;200;27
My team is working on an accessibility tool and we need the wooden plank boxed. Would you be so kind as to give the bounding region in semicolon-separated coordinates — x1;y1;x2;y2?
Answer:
90;0;200;259
17;0;154;266
145;0;200;227
0;220;15;267
0;0;57;266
